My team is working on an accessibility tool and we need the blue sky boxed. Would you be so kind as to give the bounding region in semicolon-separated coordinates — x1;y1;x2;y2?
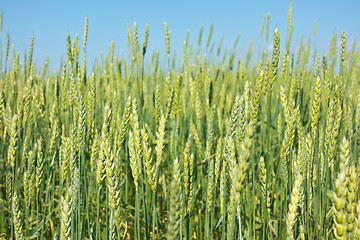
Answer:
1;0;360;70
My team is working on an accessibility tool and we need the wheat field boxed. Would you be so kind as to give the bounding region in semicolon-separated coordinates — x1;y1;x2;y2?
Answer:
0;2;360;240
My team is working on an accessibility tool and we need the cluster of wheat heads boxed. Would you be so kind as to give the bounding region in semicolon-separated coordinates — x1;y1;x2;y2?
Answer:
1;2;360;239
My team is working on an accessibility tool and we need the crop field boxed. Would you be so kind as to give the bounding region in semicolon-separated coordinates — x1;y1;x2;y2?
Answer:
0;2;360;239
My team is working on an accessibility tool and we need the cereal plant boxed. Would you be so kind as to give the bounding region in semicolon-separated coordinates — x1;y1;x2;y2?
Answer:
0;2;360;239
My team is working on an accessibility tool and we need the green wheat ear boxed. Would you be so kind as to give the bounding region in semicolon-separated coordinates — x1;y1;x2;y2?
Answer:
251;66;264;124
60;187;72;240
332;137;350;239
35;138;44;189
5;33;9;63
346;166;357;235
155;115;166;169
0;11;2;32
164;21;170;57
286;171;303;240
83;17;88;49
265;12;270;43
310;76;321;141
167;179;181;240
133;21;141;62
341;30;346;64
143;24;149;56
286;0;293;50
129;131;140;188
8;114;18;170
260;12;266;38
206;24;213;49
142;127;155;191
269;27;280;89
97;104;112;186
12;191;24;240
